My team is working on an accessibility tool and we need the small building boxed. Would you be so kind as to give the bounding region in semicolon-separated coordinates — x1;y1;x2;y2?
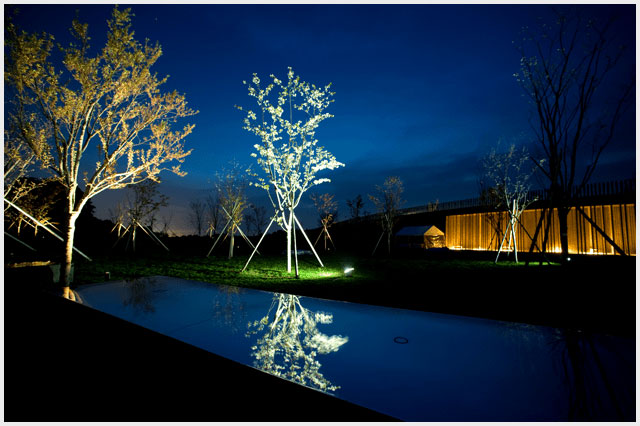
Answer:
396;225;445;249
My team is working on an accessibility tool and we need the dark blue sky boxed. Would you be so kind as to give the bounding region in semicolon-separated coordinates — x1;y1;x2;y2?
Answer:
8;3;636;235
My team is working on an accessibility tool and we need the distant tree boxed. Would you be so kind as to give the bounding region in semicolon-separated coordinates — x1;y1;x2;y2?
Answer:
214;161;248;259
111;180;169;252
244;203;267;237
369;176;404;255
311;192;338;251
237;67;344;275
481;143;538;263
205;194;221;237
188;199;206;236
5;7;196;297
159;213;174;237
514;8;634;260
346;194;365;220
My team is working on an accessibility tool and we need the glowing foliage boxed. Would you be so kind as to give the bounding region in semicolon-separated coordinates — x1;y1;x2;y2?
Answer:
5;7;196;288
238;67;343;213
237;67;344;272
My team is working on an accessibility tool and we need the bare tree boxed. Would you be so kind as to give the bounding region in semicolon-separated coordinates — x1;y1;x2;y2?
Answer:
514;8;634;260
214;161;248;259
481;143;538;263
159;213;174;237
311;193;338;251
5;7;196;297
369;176;404;255
189;199;206;236
244;203;267;237
346;194;365;220
111;180;169;252
205;194;221;236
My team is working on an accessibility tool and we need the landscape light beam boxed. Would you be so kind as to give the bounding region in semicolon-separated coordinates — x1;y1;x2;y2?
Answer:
4;197;92;261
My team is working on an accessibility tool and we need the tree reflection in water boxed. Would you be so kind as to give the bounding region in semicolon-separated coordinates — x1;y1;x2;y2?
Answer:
211;285;247;334
246;293;348;393
499;322;633;421
122;277;162;314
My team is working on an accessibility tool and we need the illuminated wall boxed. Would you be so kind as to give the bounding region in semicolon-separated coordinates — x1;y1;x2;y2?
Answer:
445;204;636;255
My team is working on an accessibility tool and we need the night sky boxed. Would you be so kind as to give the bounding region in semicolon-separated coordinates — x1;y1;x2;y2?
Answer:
7;3;636;235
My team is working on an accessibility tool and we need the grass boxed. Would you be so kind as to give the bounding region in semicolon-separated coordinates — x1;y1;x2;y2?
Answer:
72;251;634;337
73;251;535;293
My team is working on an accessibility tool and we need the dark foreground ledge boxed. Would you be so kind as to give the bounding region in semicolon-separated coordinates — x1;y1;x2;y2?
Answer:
5;287;396;422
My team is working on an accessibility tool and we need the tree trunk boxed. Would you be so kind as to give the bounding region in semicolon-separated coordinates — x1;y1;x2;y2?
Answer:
512;217;519;263
286;209;293;273
386;228;392;255
228;226;235;259
558;205;570;261
62;212;79;299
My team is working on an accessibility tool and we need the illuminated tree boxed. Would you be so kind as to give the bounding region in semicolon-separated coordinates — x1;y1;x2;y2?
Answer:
369;176;404;255
5;7;196;297
207;161;252;259
311;192;337;251
514;8;633;260
3;114;56;236
246;293;348;393
481;143;538;262
237;67;344;275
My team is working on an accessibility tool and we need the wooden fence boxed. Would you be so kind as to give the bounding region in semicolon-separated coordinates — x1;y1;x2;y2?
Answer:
445;203;636;256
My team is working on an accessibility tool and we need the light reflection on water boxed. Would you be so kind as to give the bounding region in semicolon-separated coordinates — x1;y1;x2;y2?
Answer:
74;276;634;421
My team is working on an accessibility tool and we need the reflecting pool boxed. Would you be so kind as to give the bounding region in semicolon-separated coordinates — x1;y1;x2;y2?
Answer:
74;276;635;421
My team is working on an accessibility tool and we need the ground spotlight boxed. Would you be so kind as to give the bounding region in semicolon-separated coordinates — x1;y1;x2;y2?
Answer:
344;267;354;277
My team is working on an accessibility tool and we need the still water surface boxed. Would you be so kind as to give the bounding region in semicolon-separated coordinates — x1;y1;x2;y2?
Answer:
74;276;634;421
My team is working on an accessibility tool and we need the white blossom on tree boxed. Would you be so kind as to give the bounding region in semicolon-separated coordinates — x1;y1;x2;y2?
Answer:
237;67;344;275
245;293;348;393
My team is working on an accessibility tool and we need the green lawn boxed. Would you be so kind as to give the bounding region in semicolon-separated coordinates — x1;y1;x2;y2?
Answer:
74;252;534;293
